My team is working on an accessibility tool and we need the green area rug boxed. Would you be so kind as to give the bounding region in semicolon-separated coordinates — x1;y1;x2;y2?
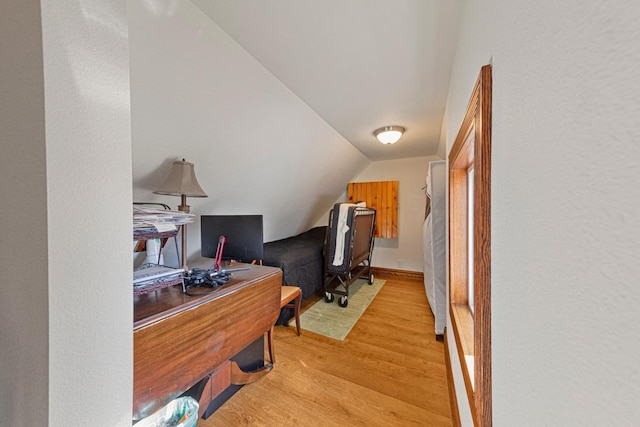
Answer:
291;278;386;341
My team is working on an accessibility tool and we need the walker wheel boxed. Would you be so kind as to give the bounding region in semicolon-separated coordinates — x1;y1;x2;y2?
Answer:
368;273;374;285
324;292;334;303
338;296;349;308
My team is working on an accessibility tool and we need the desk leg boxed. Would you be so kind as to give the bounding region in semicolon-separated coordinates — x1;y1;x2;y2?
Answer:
230;360;273;385
267;326;275;364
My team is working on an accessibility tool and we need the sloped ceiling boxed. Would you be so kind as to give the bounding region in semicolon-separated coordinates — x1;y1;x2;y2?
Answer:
193;0;463;161
129;0;372;243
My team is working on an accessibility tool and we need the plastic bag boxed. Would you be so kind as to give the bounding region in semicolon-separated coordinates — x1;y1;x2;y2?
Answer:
135;396;198;427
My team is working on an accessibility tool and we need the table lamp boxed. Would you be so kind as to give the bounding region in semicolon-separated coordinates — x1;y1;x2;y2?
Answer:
154;159;208;271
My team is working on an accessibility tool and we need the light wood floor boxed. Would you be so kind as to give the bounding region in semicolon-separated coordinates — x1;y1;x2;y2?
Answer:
200;277;452;426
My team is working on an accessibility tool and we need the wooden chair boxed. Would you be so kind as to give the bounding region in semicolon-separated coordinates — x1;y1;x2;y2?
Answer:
267;286;302;364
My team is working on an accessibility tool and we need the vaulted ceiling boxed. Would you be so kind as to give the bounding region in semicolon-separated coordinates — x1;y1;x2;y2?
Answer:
194;0;463;161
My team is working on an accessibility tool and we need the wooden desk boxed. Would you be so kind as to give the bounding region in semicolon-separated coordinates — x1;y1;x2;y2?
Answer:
133;264;282;421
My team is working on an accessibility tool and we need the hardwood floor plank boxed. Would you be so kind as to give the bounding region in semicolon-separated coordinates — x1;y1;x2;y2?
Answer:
204;358;450;427
199;278;452;426
276;326;449;416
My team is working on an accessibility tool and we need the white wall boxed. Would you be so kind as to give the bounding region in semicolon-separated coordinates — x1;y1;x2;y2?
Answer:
443;1;640;425
128;1;370;266
0;1;49;425
318;156;441;272
1;2;133;426
43;2;133;425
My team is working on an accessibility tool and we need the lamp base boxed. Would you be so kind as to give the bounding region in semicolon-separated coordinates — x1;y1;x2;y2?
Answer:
180;223;189;272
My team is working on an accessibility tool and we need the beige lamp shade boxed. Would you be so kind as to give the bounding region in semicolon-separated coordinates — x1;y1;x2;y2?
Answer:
154;159;208;197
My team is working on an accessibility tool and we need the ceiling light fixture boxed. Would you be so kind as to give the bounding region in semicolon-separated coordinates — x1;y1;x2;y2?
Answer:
373;126;406;144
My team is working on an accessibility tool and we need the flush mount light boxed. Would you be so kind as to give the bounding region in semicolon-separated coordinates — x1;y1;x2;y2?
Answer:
373;126;406;144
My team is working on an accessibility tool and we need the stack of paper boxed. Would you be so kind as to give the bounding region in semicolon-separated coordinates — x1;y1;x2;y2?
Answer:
133;264;183;284
133;264;184;295
133;207;195;233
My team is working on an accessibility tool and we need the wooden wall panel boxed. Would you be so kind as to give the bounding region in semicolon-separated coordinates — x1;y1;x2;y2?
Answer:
348;181;398;238
390;181;398;238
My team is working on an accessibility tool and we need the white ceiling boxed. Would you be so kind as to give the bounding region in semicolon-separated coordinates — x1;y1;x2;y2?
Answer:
193;0;463;161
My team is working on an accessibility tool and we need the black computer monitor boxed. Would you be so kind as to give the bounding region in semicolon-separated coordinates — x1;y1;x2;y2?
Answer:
200;215;264;263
